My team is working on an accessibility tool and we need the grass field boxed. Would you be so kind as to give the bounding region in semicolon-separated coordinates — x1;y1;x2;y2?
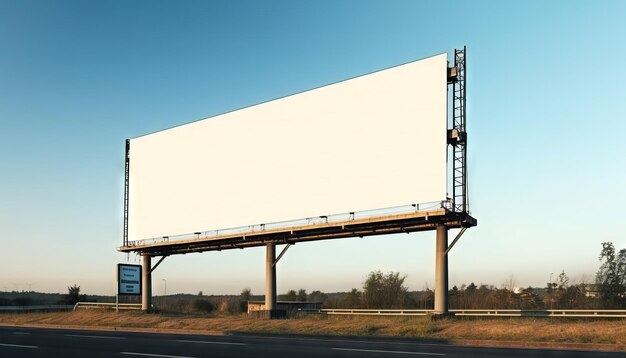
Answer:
1;310;625;350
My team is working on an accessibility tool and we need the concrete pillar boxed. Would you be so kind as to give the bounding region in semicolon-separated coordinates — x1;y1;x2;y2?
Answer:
434;224;448;314
141;255;152;312
265;243;276;311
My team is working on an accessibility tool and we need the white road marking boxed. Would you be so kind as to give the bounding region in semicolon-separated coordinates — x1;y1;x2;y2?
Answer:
332;348;445;356
120;353;197;358
66;334;125;339
176;339;247;346
0;343;38;349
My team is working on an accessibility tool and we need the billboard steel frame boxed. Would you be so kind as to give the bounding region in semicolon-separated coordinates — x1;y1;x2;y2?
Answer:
118;209;475;256
118;48;476;316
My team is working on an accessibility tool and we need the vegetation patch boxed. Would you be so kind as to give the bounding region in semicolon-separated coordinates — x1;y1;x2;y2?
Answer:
1;310;624;349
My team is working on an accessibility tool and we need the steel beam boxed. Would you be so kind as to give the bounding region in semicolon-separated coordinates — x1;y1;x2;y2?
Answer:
118;210;477;257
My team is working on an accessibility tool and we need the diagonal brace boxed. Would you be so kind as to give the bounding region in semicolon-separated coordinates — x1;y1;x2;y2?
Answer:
149;255;167;274
273;244;291;267
444;227;467;255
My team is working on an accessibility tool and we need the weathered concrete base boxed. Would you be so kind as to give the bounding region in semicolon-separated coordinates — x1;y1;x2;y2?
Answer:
249;309;287;320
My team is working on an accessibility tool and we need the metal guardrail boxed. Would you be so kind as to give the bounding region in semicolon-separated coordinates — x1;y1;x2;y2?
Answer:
452;309;626;318
300;308;626;318
73;302;142;311
302;309;430;316
0;305;74;312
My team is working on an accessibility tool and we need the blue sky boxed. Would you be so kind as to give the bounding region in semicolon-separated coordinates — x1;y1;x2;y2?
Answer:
1;0;625;296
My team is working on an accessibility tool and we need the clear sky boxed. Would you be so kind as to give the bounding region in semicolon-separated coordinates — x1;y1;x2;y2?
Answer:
1;0;625;296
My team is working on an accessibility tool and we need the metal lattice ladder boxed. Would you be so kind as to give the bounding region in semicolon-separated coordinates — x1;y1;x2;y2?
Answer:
449;47;468;213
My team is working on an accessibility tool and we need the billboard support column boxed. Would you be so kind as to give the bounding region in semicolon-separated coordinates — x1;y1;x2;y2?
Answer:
265;243;277;312
141;255;152;312
434;224;449;314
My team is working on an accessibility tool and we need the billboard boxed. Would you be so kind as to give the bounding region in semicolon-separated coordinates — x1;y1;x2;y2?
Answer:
117;264;141;295
128;53;447;242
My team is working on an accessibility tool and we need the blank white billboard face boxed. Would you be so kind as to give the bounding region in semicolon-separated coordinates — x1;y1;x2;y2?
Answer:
128;54;447;242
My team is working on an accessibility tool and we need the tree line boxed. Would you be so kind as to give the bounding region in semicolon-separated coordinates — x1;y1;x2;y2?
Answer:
299;242;626;310
3;242;623;312
111;241;626;311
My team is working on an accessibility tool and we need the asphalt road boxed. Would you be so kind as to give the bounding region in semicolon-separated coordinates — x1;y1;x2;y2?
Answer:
0;326;622;358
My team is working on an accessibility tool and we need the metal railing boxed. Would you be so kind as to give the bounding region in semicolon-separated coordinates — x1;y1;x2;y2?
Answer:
453;309;626;318
0;305;74;312
302;308;430;316
300;308;626;318
125;201;446;247
73;302;142;311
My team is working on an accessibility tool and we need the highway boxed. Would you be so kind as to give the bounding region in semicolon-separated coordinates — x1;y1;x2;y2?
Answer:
0;326;622;357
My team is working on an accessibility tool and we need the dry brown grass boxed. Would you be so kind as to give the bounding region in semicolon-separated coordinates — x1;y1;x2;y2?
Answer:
432;318;626;345
1;311;625;347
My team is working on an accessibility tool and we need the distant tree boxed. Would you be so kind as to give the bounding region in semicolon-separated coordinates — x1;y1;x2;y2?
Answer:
362;270;408;308
458;283;510;308
559;284;588;309
198;291;203;297
557;270;569;289
337;288;361;308
239;288;251;312
297;288;307;302
596;242;626;308
449;286;460;308
502;276;516;292
283;289;297;301
193;298;214;313
547;270;570;308
308;290;327;304
519;287;541;309
64;284;85;305
494;288;516;308
12;297;33;306
416;287;434;309
348;288;362;307
240;288;251;301
475;284;495;308
554;270;590;309
544;279;558;309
